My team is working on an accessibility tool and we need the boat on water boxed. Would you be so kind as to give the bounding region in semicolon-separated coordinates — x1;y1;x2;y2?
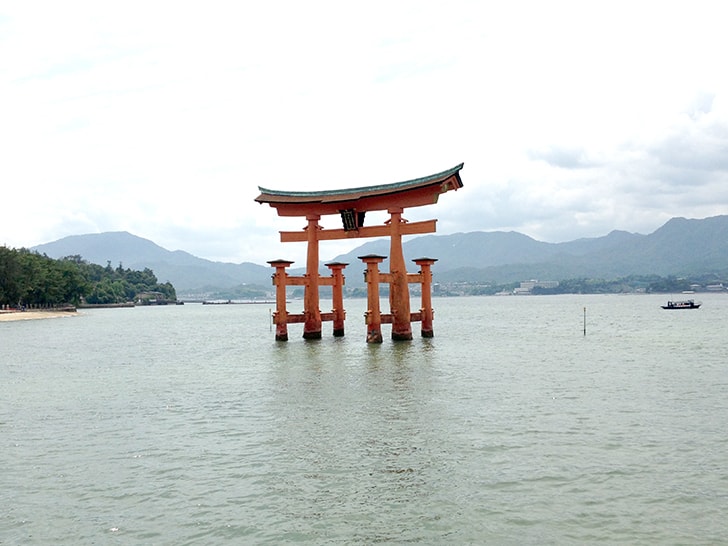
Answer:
661;299;702;310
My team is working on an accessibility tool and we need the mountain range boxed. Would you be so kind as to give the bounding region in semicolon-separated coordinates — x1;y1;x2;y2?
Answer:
30;215;728;295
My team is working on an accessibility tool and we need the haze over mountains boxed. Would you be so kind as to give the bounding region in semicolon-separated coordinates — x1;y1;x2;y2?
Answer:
31;215;728;295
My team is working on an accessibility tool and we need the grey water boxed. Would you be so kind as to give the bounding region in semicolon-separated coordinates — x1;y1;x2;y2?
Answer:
2;294;727;545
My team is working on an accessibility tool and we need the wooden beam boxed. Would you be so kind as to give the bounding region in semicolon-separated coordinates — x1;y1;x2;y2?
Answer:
280;219;437;243
381;312;424;324
375;273;423;285
274;276;337;287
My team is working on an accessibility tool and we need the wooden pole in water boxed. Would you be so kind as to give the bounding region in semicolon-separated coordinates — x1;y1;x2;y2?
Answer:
583;306;587;336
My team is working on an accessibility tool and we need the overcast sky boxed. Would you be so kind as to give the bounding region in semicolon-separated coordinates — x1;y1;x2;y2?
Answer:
2;1;728;266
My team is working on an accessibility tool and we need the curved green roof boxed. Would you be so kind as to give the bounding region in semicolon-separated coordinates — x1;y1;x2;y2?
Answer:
256;163;464;201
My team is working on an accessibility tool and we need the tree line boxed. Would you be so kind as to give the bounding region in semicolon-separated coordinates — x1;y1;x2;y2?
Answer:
530;274;727;295
0;246;176;308
433;273;728;296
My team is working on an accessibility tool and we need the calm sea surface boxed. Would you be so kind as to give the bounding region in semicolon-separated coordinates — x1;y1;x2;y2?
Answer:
2;294;727;545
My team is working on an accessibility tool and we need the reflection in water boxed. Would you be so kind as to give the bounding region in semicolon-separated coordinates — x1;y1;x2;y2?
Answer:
265;336;448;541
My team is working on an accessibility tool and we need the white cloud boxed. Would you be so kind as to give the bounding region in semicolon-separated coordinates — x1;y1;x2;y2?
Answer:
2;1;728;266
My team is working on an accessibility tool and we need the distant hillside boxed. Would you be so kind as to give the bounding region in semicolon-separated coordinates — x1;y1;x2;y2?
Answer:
329;228;641;274
32;232;272;293
328;215;728;283
30;215;728;294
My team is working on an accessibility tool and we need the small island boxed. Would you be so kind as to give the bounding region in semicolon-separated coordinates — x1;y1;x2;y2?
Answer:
0;246;177;319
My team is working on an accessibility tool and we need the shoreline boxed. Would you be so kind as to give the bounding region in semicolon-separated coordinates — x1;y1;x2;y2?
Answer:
0;310;79;322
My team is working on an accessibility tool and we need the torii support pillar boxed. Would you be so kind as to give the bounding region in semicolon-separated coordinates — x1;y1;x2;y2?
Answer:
414;257;438;337
325;261;348;337
359;254;385;343
268;259;294;341
388;207;413;341
303;214;322;339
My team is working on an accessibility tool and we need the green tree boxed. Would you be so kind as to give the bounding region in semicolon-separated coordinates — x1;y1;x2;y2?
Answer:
0;246;21;305
0;247;177;307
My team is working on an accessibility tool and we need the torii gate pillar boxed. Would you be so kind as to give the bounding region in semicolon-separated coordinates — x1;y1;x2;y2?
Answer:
359;254;386;343
268;259;294;341
414;257;438;337
303;214;322;339
388;207;412;340
325;261;348;337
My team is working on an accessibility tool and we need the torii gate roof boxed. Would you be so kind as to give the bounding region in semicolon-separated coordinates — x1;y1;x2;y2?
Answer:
255;163;463;217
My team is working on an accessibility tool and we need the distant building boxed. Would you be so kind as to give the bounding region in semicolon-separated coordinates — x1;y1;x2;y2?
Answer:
513;280;559;294
136;291;167;304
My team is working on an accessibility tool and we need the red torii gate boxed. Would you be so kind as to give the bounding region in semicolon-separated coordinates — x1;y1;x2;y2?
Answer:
255;163;464;342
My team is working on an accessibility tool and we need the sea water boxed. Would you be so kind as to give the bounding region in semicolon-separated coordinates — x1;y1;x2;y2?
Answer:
2;294;727;544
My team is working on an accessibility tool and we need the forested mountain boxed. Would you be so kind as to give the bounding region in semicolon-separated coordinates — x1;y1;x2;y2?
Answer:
329;215;728;283
29;215;728;294
336;228;640;270
33;232;272;292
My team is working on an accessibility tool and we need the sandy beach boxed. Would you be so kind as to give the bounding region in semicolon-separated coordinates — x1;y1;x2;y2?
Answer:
0;310;78;322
